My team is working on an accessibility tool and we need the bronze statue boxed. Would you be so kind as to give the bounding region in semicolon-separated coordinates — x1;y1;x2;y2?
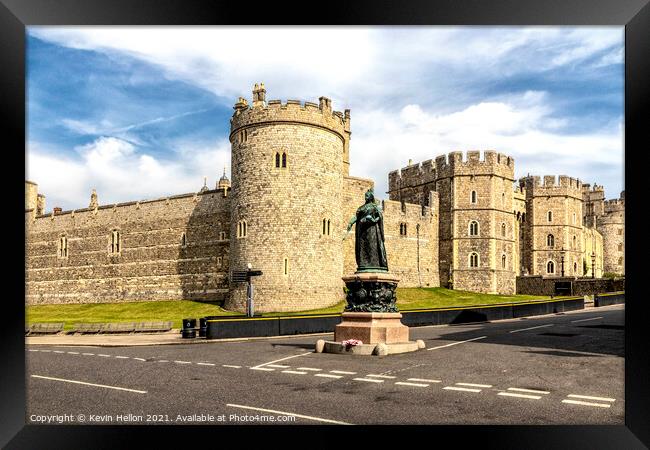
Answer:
345;188;388;273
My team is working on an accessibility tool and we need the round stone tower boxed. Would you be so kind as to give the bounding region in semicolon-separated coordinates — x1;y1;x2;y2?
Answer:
226;83;351;312
598;192;625;275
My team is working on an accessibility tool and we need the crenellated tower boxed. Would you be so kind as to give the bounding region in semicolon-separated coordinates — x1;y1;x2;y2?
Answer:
226;84;350;312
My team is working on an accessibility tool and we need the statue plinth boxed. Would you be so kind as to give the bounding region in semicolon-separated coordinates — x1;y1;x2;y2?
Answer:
315;271;424;355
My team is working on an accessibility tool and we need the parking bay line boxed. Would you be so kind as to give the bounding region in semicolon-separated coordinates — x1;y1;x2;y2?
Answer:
31;375;147;394
509;324;553;334
427;336;487;351
443;386;482;393
174;360;192;364
508;387;550;395
395;381;429;388
315;374;343;379
408;378;441;383
456;383;493;388
567;394;615;402
353;378;384;383
267;364;291;369
498;392;542;400
282;370;308;375
250;367;275;371
197;362;215;366
226;403;352;425
297;367;322;371
562;399;611;408
366;374;397;379
330;370;356;375
223;365;242;369
251;352;312;370
571;316;603;324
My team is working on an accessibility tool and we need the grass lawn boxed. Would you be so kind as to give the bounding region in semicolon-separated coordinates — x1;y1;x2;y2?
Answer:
26;287;549;330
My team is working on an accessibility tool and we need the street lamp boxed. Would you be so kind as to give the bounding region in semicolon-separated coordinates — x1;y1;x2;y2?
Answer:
591;252;596;279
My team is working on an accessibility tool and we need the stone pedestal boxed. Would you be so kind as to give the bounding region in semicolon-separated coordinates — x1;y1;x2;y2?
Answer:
335;312;409;344
316;271;424;355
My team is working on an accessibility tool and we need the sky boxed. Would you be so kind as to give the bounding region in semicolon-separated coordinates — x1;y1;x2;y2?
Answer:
26;27;624;211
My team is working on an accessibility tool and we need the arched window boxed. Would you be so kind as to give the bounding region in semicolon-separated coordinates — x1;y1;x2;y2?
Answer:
400;222;407;236
502;192;505;206
469;221;479;236
275;152;281;168
547;234;555;247
501;223;506;237
281;152;287;168
469;252;479;268
216;256;223;267
110;230;121;254
547;211;553;222
58;236;68;258
470;191;477;204
327;219;330;236
322;219;331;236
219;231;226;240
573;235;576;249
237;220;247;238
180;232;187;247
501;254;507;269
547;260;555;274
573;262;578;274
618;243;623;252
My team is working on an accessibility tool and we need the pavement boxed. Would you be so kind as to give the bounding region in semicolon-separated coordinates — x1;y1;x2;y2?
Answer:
25;304;624;426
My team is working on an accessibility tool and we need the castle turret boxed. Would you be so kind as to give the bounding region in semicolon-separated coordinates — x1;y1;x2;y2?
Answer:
598;193;625;275
227;85;348;312
89;189;98;209
217;167;231;194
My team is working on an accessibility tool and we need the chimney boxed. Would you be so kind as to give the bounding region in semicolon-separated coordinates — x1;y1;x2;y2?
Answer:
53;207;62;215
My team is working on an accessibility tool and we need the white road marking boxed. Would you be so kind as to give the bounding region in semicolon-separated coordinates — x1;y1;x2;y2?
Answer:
427;336;487;350
250;367;275;371
498;392;542;400
222;365;241;369
456;383;493;388
97;354;111;357
353;378;384;383
297;367;322;371
366;374;397;379
408;378;442;383
562;399;611;408
28;349;38;352
40;350;51;353
395;381;429;387
174;360;192;364
226;403;352;425
315;374;343;379
571;316;603;323
567;394;615;402
267;364;290;368
509;324;553;333
81;353;94;356
133;358;146;362
443;386;482;393
330;370;356;375
282;370;308;375
114;356;129;359
197;362;215;366
53;350;64;354
67;352;79;355
508;387;550;395
158;360;169;363
31;375;147;394
251;352;312;369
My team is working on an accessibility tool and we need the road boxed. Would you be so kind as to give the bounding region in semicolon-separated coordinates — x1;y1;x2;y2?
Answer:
26;304;624;425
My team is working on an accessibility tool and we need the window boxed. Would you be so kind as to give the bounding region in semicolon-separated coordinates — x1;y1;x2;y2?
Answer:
283;257;289;276
470;191;477;204
573;235;576;249
322;219;331;236
547;211;553;222
501;254;507;269
219;231;226;240
502;192;505;206
618;229;622;235
469;221;479;236
110;230;121;254
469;252;479;268
216;256;223;267
282;152;287;168
501;223;506;237
57;236;68;258
275;152;280;168
547;260;555;274
618;257;623;265
547;234;555;248
240;129;247;143
400;222;407;236
574;262;578;274
572;212;576;225
180;232;187;247
275;152;287;168
237;220;247;238
618;243;623;252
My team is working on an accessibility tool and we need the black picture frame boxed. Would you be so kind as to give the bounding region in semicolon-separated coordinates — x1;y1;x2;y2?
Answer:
2;0;648;447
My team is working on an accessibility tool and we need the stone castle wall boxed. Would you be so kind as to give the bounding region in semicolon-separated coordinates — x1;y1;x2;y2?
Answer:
26;190;230;305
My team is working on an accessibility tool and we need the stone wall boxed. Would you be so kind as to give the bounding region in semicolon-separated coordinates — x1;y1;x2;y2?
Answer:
26;189;230;305
516;275;625;296
599;196;625;275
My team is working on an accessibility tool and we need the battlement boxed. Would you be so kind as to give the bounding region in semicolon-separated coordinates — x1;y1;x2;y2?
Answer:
432;150;514;171
604;198;625;213
581;183;604;192
520;174;582;190
230;84;350;141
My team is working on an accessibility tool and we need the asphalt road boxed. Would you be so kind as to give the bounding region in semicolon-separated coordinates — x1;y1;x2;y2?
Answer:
25;304;624;425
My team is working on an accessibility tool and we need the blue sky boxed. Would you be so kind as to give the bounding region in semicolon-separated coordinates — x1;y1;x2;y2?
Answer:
26;27;624;210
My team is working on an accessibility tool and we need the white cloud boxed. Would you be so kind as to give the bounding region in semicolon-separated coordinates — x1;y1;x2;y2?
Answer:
27;136;231;210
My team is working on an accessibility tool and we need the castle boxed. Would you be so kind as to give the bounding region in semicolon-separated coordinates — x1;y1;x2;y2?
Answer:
25;84;625;312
